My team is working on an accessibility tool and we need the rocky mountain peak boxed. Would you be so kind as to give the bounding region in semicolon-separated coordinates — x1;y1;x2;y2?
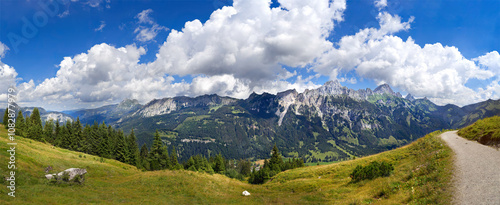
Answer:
277;89;298;98
117;98;141;110
315;80;345;95
374;84;395;95
405;93;415;101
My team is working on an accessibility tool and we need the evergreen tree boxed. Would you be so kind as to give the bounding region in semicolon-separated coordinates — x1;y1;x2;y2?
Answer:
160;142;170;170
27;108;43;141
213;152;225;174
54;120;61;145
3;107;9;128
88;122;100;156
82;124;91;153
114;130;129;163
25;114;31;132
42;120;54;143
127;129;140;167
98;122;110;158
170;145;182;170
72;117;83;151
149;130;163;170
58;122;71;149
15;111;25;136
107;125;117;158
139;144;150;170
64;121;74;150
268;144;283;172
237;159;252;176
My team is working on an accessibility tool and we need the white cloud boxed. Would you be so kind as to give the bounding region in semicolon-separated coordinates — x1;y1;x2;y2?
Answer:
374;0;387;10
94;21;106;32
14;0;499;110
0;42;9;58
18;43;159;107
134;9;168;42
86;0;103;8
315;12;496;106
0;42;18;107
136;9;154;24
58;10;70;18
150;0;346;85
475;51;500;75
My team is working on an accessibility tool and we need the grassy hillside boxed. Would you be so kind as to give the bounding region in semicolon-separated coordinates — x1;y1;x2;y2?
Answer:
0;127;453;204
457;115;500;146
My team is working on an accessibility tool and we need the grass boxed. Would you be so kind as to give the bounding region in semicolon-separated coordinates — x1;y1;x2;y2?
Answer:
0;127;453;204
457;116;500;146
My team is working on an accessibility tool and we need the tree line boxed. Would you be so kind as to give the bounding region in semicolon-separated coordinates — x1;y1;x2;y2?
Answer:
248;144;305;184
6;108;141;167
3;108;304;182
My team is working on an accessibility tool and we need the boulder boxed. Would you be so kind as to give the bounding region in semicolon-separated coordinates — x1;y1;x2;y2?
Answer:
242;190;251;196
45;168;87;183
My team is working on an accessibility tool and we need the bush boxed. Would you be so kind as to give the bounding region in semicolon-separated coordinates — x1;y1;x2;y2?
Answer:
350;161;394;182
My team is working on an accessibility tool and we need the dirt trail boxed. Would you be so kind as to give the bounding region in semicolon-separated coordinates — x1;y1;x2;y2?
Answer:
440;131;500;205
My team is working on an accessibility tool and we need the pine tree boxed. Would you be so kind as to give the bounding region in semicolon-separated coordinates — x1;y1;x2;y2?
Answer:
127;129;140;167
115;130;129;163
213;152;225;174
170;145;182;170
43;120;54;143
107;125;116;158
54;120;61;145
28;108;43;141
269;144;283;172
88;122;100;156
64;121;74;150
98;122;110;158
82;124;91;153
72;117;83;151
3;107;9;128
140;144;150;170
160;141;170;170
149;130;164;170
15;111;25;136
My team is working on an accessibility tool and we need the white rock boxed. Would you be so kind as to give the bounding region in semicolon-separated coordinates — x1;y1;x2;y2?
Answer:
45;168;87;183
242;190;251;196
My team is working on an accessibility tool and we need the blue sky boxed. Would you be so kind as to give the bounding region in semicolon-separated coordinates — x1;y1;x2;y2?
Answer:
0;0;499;111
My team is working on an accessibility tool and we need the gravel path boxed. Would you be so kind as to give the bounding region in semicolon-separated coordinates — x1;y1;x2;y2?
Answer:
440;131;500;205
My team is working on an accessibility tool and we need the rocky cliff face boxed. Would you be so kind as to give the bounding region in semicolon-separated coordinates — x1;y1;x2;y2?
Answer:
134;94;237;118
273;80;404;126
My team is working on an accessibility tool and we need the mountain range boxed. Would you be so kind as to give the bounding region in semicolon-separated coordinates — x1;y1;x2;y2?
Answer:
3;81;500;162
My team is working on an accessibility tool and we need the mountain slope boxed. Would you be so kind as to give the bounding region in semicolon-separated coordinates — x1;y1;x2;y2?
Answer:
0;127;452;204
110;81;500;162
63;98;142;125
55;81;500;163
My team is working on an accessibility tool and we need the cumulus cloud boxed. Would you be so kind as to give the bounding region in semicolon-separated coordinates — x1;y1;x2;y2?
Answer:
18;43;163;107
12;0;499;110
134;9;168;42
0;42;18;106
475;51;500;75
315;12;496;106
10;0;347;110
150;0;346;84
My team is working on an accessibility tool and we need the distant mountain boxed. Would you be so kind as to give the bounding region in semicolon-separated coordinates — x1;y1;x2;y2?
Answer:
91;81;497;162
0;107;72;124
36;81;499;162
63;98;142;125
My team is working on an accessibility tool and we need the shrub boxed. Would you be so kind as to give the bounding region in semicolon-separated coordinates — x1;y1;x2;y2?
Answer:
350;161;394;182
